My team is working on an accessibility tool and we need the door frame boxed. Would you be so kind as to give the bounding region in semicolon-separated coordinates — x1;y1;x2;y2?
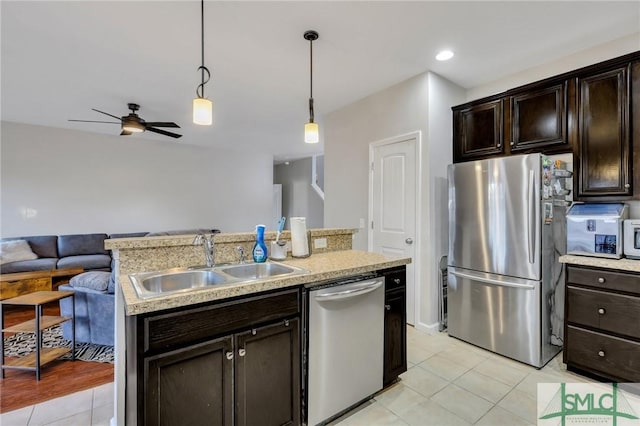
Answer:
368;131;422;327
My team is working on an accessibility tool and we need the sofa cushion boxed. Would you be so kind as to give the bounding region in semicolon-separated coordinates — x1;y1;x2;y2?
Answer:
1;258;58;274
70;271;111;292
57;233;108;257
109;232;148;239
0;235;58;258
57;254;111;271
0;240;38;265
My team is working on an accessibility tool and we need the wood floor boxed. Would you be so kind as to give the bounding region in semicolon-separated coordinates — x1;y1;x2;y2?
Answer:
0;305;114;413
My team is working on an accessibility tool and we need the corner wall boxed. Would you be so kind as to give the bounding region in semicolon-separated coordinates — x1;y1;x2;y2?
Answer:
273;157;324;229
0;122;273;237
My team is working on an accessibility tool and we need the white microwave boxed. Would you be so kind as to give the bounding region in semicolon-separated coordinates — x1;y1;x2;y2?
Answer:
624;219;640;259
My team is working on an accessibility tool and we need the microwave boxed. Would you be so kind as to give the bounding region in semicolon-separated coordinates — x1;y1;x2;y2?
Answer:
623;219;640;259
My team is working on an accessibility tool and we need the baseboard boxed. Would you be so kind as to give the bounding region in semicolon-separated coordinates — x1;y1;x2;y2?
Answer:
413;321;441;334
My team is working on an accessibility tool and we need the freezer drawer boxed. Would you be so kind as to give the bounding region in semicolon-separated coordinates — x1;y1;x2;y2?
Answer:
447;267;546;367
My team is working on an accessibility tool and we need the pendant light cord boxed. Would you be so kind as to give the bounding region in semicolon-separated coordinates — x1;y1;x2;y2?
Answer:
196;0;210;99
308;35;314;122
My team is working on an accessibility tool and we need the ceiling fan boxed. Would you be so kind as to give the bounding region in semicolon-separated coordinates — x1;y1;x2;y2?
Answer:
69;103;182;139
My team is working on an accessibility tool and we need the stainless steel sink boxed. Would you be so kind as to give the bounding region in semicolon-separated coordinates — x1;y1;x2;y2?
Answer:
129;262;307;299
216;262;305;280
129;268;232;299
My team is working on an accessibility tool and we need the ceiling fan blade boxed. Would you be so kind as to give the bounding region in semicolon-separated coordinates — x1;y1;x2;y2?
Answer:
91;108;122;120
145;122;180;128
120;130;133;136
69;119;120;124
146;127;182;139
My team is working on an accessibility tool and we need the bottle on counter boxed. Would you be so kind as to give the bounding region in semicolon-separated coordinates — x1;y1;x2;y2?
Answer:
252;224;268;263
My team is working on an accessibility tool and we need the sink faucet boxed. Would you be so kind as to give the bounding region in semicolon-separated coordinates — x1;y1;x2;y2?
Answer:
237;246;246;264
193;233;216;267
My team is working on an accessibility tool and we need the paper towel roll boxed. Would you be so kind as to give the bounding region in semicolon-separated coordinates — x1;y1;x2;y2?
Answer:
290;217;309;257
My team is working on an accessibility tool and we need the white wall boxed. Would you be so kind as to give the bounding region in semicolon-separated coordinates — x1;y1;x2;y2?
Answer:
324;72;465;330
273;157;324;229
0;122;273;237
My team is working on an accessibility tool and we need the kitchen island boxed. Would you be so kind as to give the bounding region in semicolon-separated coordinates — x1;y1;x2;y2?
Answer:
106;229;411;425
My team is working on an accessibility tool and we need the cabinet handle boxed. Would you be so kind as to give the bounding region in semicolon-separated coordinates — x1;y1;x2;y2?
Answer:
251;329;257;336
510;141;514;146
284;319;290;327
239;348;246;357
624;183;630;189
385;304;391;311
497;143;502;148
393;278;401;284
598;308;606;315
226;351;234;360
598;277;605;284
598;350;605;358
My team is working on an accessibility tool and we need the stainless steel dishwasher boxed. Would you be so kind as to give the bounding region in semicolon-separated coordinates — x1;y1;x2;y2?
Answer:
306;274;385;425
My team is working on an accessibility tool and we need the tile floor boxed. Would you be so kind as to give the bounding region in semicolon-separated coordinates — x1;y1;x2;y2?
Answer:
0;326;595;426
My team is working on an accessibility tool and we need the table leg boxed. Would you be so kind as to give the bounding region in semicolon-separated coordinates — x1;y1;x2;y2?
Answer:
35;305;41;381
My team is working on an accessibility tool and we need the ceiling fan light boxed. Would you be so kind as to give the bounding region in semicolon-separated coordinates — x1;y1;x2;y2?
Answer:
304;121;319;144
122;119;144;133
193;97;213;125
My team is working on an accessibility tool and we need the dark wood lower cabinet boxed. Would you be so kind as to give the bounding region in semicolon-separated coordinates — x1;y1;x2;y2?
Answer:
236;319;300;426
382;267;407;385
134;288;302;426
146;337;233;426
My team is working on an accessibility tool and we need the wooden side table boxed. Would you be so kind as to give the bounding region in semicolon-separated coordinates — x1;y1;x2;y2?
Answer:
0;268;83;300
1;291;75;380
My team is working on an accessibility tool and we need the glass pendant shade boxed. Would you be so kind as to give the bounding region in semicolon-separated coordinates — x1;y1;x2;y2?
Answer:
193;97;213;125
304;121;319;144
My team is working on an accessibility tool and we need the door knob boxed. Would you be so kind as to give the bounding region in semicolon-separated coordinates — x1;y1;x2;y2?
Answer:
405;238;413;245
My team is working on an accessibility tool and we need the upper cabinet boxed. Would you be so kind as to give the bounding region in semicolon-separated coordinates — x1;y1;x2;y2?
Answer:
576;65;631;199
453;98;504;163
507;81;569;153
452;51;640;201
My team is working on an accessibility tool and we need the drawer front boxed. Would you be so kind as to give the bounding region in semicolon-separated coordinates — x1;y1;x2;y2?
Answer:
144;289;300;353
566;325;640;382
0;277;51;300
567;266;640;295
567;286;640;339
382;268;406;292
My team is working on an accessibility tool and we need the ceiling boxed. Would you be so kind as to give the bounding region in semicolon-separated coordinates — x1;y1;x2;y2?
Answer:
2;1;639;162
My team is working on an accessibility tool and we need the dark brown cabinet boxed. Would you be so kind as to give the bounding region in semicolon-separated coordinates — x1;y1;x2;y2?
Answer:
381;267;407;385
564;265;640;382
453;99;504;163
507;81;569;152
131;288;302;426
576;65;632;199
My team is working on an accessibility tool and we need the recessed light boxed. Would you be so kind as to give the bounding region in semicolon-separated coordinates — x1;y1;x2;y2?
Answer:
436;50;454;61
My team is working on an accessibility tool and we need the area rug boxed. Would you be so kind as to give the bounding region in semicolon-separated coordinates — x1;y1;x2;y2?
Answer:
2;325;114;363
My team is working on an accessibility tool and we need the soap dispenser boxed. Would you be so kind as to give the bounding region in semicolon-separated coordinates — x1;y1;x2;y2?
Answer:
252;224;268;263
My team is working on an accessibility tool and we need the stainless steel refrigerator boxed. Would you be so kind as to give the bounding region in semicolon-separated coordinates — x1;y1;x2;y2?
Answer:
447;153;565;368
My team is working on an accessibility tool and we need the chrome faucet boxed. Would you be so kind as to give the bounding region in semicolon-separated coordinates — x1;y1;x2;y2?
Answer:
237;246;246;264
193;233;216;267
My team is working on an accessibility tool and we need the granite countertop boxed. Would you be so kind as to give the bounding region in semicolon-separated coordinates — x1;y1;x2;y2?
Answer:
559;255;640;273
119;250;411;316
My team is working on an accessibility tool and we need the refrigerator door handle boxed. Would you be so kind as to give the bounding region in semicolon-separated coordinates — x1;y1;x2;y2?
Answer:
527;169;535;264
450;270;536;290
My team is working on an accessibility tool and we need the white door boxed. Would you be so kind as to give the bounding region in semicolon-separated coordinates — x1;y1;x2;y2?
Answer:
370;135;418;325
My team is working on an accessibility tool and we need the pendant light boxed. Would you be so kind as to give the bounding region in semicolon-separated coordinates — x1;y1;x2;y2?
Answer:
193;0;212;125
304;30;319;144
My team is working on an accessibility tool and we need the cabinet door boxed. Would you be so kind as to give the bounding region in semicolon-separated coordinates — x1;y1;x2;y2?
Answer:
509;82;568;152
453;99;504;162
384;289;407;385
235;318;300;426
145;336;233;426
577;66;631;198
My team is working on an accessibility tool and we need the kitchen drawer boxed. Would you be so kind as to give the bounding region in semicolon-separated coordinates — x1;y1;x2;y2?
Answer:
567;286;640;340
566;325;640;382
567;266;640;295
382;268;406;292
143;288;300;353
